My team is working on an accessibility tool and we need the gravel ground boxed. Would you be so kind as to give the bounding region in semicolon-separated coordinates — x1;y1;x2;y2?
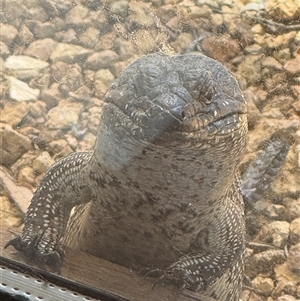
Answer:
0;0;300;300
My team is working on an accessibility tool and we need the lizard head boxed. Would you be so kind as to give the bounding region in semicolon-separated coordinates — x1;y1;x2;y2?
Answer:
102;52;247;148
95;53;247;198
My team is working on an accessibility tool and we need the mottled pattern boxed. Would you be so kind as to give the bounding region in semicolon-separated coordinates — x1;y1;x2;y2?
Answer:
6;53;248;301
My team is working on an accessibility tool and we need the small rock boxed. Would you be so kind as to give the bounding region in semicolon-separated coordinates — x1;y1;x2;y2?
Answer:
50;43;93;64
94;69;115;98
55;28;78;44
77;132;96;151
79;27;101;49
17;25;35;47
25;20;57;39
0;166;33;213
0;195;22;227
245;249;285;278
275;48;291;64
277;295;298;301
95;31;117;52
40;0;73;17
255;221;290;248
251;275;274;296
170;32;194;54
284;56;300;75
265;204;287;220
88;106;103;135
7;76;40;101
200;36;241;63
289;218;300;245
264;32;297;49
273;273;299;299
28;104;47;123
86;50;119;70
0;102;30;127
32;151;54;174
5;55;49;80
50;61;71;82
291;87;300;103
65;4;90;26
265;0;300;21
41;83;61;109
287;243;300;274
237;55;263;87
0;24;18;47
46;99;83;130
24;38;58;61
261;56;283;71
0;123;32;166
58;64;84;95
64;133;78;150
113;38;136;60
0;42;10;58
17;166;36;188
248;291;265;301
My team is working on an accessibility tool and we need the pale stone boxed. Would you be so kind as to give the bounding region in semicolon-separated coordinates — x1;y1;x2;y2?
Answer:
94;69;115;98
0;102;30;127
50;43;93;63
255;221;290;248
0;123;32;166
45;99;83;130
7;76;40;101
32;151;54;174
5;55;49;79
24;38;57;61
251;275;274;296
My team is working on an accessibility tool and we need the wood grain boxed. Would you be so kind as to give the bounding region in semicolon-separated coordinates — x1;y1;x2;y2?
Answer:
0;225;216;301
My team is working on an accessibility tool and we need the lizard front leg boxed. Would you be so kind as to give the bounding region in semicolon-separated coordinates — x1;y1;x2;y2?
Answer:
160;193;246;299
5;151;93;270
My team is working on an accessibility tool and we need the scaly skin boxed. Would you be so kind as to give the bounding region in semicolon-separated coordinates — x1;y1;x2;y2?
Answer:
6;53;248;301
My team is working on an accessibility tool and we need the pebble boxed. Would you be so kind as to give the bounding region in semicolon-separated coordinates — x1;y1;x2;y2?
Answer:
50;43;93;64
0;24;18;47
94;69;115;98
65;4;90;27
17;166;36;188
245;249;285;278
45;99;83;130
255;221;290;248
264;0;300;20
277;295;298;301
41;83;61;109
284;56;300;75
4;55;49;80
0;195;23;227
200;36;241;62
237;54;263;87
7;76;40;101
287;243;300;274
25;20;57;39
289;218;300;245
0;123;32;166
32;151;54;174
251;275;274;296
24;38;58;61
85;50;120;70
0;102;30;127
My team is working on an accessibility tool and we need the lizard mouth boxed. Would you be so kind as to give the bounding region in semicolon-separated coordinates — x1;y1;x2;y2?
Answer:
178;96;247;137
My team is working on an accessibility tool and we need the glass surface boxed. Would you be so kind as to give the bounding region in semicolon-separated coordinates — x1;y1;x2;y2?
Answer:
1;0;299;301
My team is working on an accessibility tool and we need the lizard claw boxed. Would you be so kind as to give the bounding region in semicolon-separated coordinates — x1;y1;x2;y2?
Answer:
5;235;64;273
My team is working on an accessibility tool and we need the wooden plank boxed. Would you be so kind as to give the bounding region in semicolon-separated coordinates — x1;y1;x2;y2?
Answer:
1;225;215;301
